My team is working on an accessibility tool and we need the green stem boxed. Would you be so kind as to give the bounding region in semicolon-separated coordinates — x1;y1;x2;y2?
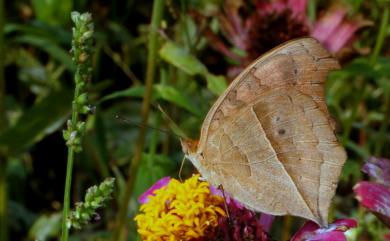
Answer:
375;87;390;155
0;163;7;241
60;74;82;241
342;78;366;143
370;6;389;66
0;0;4;129
60;149;74;241
60;12;93;240
0;0;8;239
111;1;164;240
307;0;316;23
372;5;390;155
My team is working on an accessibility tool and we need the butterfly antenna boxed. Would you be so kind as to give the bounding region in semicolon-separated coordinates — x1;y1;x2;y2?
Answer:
115;115;181;138
218;184;232;225
178;156;186;182
156;104;188;139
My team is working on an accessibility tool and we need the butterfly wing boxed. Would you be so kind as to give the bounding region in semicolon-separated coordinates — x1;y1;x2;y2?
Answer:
195;38;346;226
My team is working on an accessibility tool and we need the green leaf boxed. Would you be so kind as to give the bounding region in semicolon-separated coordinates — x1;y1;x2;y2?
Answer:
345;139;370;159
206;74;227;95
28;213;61;241
5;23;72;45
31;0;73;26
340;159;363;183
0;89;72;155
12;35;74;71
99;85;200;115
159;42;207;76
154;84;201;116
132;153;174;201
98;86;145;104
159;42;227;96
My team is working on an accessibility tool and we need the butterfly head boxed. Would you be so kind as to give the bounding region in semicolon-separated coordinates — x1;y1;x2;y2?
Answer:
180;138;199;156
180;138;210;180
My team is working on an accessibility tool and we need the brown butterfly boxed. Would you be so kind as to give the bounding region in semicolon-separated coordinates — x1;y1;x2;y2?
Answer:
181;37;347;227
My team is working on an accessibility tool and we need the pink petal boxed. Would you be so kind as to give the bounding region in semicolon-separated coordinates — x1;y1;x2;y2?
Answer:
329;219;358;229
362;157;390;186
256;0;287;16
291;219;358;241
311;8;345;43
259;213;275;232
354;181;390;226
288;0;307;18
210;184;245;209
138;177;171;204
209;184;223;196
324;21;359;52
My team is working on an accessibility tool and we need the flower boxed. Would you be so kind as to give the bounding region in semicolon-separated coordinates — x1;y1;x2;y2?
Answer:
201;0;365;78
138;176;171;204
290;218;358;241
134;175;226;241
209;185;273;240
311;6;368;53
361;156;390;185
353;157;390;228
135;176;272;240
215;199;271;241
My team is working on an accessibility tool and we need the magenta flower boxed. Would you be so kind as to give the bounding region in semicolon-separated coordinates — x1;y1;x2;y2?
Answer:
354;157;390;228
311;7;367;53
202;0;365;78
209;184;275;234
138;176;170;204
137;176;272;240
215;199;271;241
361;157;390;185
291;219;358;241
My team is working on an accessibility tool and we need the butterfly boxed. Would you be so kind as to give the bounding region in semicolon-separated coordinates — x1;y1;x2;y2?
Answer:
181;37;347;227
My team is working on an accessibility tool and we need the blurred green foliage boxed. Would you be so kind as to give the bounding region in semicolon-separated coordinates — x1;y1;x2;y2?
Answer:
0;0;389;240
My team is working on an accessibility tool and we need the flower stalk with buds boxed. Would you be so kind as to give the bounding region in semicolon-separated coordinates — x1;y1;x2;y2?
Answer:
60;11;94;241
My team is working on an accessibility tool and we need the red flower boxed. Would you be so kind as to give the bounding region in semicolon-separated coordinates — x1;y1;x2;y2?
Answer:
203;0;366;78
354;157;390;228
138;176;170;204
361;157;390;185
311;6;366;53
291;219;358;241
215;199;271;241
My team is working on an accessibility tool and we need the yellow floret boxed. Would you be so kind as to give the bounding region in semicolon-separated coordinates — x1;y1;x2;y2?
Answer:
134;175;226;241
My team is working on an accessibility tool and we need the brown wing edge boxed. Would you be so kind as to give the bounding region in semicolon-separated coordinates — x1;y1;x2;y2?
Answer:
199;37;340;150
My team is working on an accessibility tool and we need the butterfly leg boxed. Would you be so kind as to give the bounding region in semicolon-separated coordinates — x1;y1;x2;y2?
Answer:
178;156;186;182
218;184;232;226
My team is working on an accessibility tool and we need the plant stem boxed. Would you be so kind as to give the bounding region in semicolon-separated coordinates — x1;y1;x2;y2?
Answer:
372;5;390;155
370;5;389;66
0;0;8;239
60;12;94;241
61;72;82;241
342;77;366;143
0;166;6;241
111;1;164;240
0;0;4;130
375;88;390;155
307;0;316;23
61;149;75;241
281;216;292;241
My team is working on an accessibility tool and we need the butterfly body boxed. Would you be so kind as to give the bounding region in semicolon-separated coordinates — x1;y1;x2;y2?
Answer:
182;38;347;227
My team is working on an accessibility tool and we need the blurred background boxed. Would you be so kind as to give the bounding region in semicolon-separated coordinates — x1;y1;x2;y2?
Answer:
0;0;389;240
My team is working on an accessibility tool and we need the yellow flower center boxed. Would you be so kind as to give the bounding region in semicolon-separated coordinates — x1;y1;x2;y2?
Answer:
134;175;226;241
